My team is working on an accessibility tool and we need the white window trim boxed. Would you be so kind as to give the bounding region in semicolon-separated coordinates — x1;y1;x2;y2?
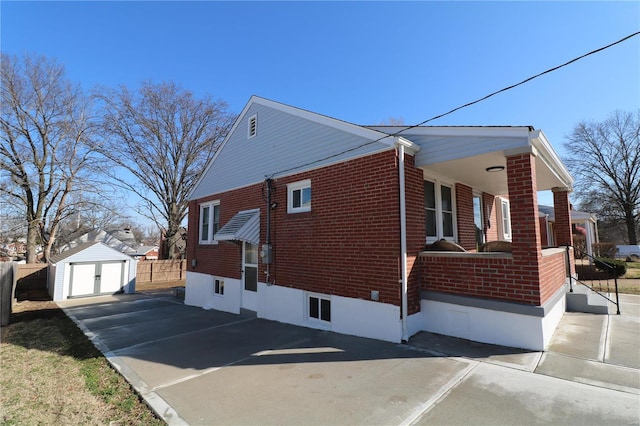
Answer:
199;200;220;244
213;277;224;297
424;178;457;244
306;292;331;329
287;179;312;213
248;114;257;138
498;197;512;241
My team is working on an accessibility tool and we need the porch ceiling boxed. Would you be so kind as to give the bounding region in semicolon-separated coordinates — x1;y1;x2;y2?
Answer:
420;150;570;196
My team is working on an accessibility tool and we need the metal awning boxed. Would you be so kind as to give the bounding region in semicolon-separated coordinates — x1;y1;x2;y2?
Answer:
214;209;260;245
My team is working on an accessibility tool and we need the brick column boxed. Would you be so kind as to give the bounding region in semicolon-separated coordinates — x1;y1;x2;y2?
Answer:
552;188;573;247
507;152;543;304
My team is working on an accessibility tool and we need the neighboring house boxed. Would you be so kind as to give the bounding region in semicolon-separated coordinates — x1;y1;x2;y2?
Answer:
60;228;138;256
185;96;575;351
48;242;136;301
135;246;159;261
538;205;599;257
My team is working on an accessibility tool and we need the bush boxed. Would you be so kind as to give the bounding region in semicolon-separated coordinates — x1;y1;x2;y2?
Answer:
591;242;617;259
594;257;626;278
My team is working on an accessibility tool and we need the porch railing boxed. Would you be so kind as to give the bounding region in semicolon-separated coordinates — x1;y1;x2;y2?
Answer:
567;245;620;315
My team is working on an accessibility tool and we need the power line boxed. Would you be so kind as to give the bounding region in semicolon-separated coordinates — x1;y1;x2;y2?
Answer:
268;31;640;179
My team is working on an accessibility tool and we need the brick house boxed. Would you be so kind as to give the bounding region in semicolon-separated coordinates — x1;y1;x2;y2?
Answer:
186;96;575;350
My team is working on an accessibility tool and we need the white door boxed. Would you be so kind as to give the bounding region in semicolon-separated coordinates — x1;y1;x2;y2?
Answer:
69;263;97;297
242;242;258;311
100;261;125;293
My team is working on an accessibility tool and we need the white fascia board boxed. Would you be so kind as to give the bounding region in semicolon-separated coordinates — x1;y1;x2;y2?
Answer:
530;130;574;189
394;136;420;155
252;96;395;144
187;103;250;201
368;125;533;139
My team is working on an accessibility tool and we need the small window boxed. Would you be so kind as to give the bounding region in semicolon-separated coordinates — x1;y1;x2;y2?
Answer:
213;278;224;296
500;198;512;241
287;180;311;213
309;295;331;322
199;201;220;244
248;114;257;138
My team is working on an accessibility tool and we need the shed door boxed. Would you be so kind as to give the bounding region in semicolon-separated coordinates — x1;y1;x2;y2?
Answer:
69;263;97;297
100;261;126;293
69;261;126;297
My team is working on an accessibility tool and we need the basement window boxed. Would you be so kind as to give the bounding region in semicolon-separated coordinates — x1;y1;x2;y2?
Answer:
308;294;331;323
248;114;257;138
213;278;224;296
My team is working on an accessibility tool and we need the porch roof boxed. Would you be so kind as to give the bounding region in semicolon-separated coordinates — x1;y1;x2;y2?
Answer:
369;126;573;195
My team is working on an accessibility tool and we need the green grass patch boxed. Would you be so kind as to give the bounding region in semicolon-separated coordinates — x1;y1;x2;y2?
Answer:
1;302;165;425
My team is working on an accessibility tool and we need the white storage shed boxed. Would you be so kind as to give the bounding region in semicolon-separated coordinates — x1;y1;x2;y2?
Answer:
48;242;136;301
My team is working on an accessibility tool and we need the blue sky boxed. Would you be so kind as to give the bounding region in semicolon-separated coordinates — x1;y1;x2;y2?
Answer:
2;1;639;215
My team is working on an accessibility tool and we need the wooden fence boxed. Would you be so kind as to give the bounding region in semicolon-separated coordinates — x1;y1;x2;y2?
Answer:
16;264;48;291
136;259;186;283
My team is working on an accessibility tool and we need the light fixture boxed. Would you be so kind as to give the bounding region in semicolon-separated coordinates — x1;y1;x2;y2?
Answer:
485;165;505;172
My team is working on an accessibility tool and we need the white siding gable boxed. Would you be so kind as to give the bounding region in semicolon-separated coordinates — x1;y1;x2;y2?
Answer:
52;243;133;265
189;97;395;200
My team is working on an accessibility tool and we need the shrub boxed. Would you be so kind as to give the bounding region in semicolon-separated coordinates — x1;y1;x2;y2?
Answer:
591;242;617;259
594;257;626;278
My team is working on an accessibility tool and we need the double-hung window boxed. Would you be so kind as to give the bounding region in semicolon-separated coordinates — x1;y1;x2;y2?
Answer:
199;201;220;244
424;179;456;243
287;179;311;213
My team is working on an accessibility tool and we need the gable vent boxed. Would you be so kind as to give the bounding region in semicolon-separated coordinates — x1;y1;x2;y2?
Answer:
248;114;257;138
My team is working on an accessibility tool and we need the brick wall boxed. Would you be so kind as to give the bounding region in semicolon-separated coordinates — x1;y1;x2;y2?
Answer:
483;193;498;242
552;189;573;247
188;150;425;311
455;183;476;250
539;250;568;304
420;254;540;303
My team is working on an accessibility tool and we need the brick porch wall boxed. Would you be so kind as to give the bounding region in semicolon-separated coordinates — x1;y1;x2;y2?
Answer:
483;192;500;242
552;188;573;247
455;183;476;250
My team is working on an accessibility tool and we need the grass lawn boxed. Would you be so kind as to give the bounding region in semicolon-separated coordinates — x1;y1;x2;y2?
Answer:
0;294;165;425
624;261;640;279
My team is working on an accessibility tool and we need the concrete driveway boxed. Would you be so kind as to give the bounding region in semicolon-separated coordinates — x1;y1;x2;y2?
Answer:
59;292;640;425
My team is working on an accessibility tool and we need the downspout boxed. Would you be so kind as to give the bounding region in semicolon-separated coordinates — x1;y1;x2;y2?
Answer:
398;142;409;342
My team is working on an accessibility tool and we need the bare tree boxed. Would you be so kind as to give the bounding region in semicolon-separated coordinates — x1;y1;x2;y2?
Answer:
0;54;104;262
96;81;235;259
564;110;640;245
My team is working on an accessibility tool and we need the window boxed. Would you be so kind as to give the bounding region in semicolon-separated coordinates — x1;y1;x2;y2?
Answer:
213;278;224;296
248;114;257;138
308;295;331;322
500;198;512;241
424;179;456;242
473;193;485;247
287;180;311;213
199;201;220;244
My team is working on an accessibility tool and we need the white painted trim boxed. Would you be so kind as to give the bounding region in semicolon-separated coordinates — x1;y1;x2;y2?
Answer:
287;179;312;213
198;200;220;245
530;130;574;189
498;197;512;241
398;144;409;341
247;113;257;138
423;175;457;243
368;125;533;139
419;293;566;351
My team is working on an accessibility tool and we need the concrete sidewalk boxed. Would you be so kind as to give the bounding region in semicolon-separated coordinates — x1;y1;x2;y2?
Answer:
59;292;640;425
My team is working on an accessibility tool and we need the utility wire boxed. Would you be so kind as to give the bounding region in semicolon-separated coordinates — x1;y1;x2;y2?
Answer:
268;31;640;179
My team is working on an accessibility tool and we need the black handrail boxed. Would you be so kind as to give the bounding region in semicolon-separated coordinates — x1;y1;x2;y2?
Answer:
566;245;620;315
